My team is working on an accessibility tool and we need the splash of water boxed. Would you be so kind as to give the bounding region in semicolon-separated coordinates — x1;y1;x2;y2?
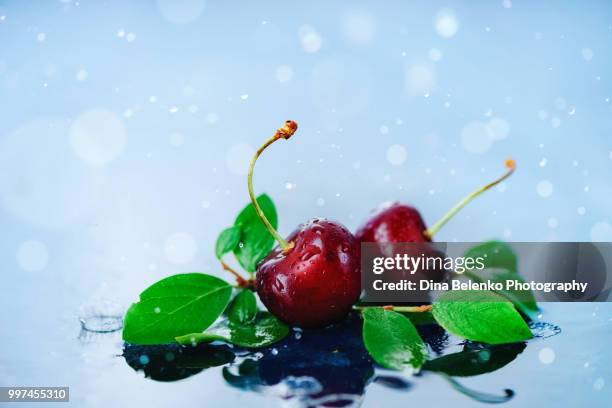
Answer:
528;321;562;339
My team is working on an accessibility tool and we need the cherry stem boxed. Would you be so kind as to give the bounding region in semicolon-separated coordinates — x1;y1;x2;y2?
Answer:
383;304;433;312
247;120;298;252
220;259;250;287
424;158;516;239
354;305;433;313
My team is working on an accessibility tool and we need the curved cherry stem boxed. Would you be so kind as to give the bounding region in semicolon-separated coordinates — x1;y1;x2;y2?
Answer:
424;158;516;239
247;120;298;253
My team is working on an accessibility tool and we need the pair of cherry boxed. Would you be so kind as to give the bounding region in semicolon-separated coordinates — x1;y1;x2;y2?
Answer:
248;121;515;327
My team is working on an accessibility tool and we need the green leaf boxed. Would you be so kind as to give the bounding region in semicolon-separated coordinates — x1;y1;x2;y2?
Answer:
362;308;428;370
123;273;232;345
215;226;241;259
176;312;289;348
423;343;526;377
465;269;539;318
464;241;538;318
233;194;278;272
432;290;532;345
227;289;258;325
464;241;517;272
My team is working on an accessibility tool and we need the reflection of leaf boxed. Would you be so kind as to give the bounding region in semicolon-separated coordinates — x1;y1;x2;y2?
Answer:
233;194;278;272
123;343;234;382
465;241;517;272
222;359;261;390
176;312;289;348
441;374;515;404
123;273;232;345
227;289;258;324
465;269;539;318
362;308;427;370
432;290;532;345
373;376;412;391
423;342;526;377
215;226;241;259
403;310;437;326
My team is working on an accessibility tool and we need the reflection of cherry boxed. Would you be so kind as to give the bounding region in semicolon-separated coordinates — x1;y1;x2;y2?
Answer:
357;159;516;244
248;121;360;327
223;313;376;406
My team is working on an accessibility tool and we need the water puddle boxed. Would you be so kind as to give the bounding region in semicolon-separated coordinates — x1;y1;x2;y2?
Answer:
117;312;562;406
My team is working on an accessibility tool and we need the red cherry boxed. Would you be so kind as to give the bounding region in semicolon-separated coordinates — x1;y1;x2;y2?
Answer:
356;202;446;287
355;160;517;288
243;121;361;328
356;159;516;244
355;202;430;243
256;218;360;327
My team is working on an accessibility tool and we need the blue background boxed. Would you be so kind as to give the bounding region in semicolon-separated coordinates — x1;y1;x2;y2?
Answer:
0;1;610;406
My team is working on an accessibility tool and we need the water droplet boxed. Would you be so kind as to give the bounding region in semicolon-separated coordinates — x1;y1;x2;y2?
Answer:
276;65;294;83
538;347;556;364
386;144;407;165
300;246;321;262
550;117;561;128
434;9;459;38
477;349;491;362
273;276;286;291
16;240;49;272
593;377;605;391
536;180;554;198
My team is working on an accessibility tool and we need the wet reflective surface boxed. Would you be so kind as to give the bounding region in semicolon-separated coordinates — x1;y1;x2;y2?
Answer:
3;303;608;407
1;1;612;407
